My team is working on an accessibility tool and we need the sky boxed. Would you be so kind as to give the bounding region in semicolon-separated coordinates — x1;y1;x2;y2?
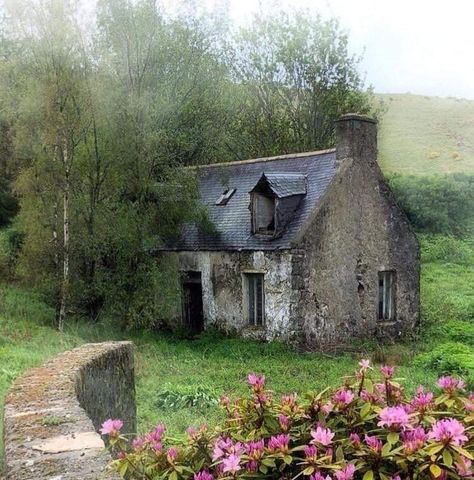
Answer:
199;0;474;99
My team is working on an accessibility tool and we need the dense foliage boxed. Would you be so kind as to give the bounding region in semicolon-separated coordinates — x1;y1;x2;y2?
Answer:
388;175;474;236
0;0;375;329
103;362;473;479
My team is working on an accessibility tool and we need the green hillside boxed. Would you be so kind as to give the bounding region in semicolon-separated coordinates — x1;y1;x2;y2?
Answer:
377;93;474;175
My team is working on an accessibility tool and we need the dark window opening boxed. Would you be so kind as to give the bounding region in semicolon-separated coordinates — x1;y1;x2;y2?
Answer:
216;188;236;206
251;194;275;234
246;273;265;326
378;270;396;321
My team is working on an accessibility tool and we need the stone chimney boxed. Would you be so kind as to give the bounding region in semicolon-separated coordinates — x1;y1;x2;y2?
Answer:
335;113;377;169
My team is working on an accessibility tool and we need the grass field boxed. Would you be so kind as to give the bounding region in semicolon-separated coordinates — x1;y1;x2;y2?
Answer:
378;93;474;175
1;235;473;467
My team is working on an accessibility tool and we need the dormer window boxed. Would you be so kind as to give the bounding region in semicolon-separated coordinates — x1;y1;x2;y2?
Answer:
215;188;236;206
251;193;276;234
249;172;307;237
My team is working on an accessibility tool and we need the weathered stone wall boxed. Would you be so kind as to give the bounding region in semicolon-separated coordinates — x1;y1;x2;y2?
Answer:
173;250;296;340
3;342;136;480
293;116;420;347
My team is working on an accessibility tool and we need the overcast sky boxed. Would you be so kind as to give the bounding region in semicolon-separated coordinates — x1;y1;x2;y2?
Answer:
200;0;474;99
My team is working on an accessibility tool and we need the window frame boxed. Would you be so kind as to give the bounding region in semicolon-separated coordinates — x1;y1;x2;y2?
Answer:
244;272;265;327
378;270;396;322
251;193;276;235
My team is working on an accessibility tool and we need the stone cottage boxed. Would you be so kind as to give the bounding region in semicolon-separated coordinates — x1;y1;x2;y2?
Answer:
159;114;420;347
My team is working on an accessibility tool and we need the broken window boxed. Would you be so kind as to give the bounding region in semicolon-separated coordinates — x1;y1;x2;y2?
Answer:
246;273;265;326
251;194;275;234
215;188;236;206
378;270;396;321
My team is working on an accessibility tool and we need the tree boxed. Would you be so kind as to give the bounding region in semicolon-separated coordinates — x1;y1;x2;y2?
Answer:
228;9;376;158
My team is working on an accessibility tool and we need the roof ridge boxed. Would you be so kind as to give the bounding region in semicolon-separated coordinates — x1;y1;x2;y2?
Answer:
191;148;336;169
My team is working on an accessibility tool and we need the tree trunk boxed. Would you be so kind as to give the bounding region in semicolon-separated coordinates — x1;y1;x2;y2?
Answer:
58;140;70;332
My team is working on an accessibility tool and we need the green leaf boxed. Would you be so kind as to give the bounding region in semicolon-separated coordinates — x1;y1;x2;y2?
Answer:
362;471;374;480
302;466;315;476
170;471;178;480
442;449;453;467
381;442;392;457
283;455;293;465
430;464;442;478
387;432;399;444
360;403;371;419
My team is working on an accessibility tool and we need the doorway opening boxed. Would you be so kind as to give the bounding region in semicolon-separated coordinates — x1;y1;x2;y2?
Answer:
182;271;204;334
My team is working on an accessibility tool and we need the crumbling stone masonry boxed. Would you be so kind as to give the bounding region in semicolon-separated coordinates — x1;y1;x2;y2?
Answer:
3;342;136;480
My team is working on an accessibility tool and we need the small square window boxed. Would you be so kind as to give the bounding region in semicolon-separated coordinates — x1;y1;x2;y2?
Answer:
245;273;265;326
378;270;396;321
215;188;236;206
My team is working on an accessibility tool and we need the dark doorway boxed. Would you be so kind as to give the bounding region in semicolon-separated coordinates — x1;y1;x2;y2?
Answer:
182;271;204;334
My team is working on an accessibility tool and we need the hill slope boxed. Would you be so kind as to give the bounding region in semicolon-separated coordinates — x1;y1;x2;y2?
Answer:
377;93;474;175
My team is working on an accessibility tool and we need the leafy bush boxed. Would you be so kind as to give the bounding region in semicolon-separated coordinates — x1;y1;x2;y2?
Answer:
156;387;219;410
433;321;474;346
103;363;474;479
388;174;474;236
420;235;474;265
414;342;474;378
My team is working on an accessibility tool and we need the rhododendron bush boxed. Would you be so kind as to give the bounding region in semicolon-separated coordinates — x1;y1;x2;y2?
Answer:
103;361;473;479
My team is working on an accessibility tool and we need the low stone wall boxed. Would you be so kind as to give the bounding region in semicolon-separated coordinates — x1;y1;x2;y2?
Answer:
3;341;136;480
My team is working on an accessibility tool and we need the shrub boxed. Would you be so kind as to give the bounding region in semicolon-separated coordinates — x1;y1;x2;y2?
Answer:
388;174;474;236
420;235;474;265
414;342;474;377
103;362;474;479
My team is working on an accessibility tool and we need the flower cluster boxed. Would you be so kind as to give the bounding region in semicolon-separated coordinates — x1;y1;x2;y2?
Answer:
103;365;473;480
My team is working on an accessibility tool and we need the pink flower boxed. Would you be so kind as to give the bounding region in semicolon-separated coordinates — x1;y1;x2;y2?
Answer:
247;373;265;392
321;401;334;415
100;419;123;437
401;426;427;454
245;439;264;460
281;393;298;407
310;473;332;480
411;386;433;412
167;447;178;463
117;451;125;459
349;432;361;446
390;476;401;480
304;444;318;461
335;464;355;480
246;460;259;473
464;393;474;412
132;436;145;451
377;406;410;430
222;453;241;474
311;426;335;446
380;365;395;379
455;456;473;477
212;437;243;461
194;471;214;480
364;434;382;453
278;414;290;431
267;433;290;453
429;418;468;446
437;376;465;393
360;390;382;405
333;389;355;407
359;359;370;370
220;395;230;407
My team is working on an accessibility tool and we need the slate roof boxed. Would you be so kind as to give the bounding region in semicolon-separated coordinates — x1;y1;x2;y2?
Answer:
252;173;307;198
160;149;337;251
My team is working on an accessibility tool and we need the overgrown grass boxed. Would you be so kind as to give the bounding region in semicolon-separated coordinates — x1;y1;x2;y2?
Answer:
0;234;473;466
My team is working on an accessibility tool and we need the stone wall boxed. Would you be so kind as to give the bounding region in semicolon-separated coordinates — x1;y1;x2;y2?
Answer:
293;116;420;347
173;250;295;341
3;341;136;480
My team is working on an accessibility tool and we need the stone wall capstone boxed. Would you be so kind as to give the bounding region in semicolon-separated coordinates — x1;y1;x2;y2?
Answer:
3;341;136;480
